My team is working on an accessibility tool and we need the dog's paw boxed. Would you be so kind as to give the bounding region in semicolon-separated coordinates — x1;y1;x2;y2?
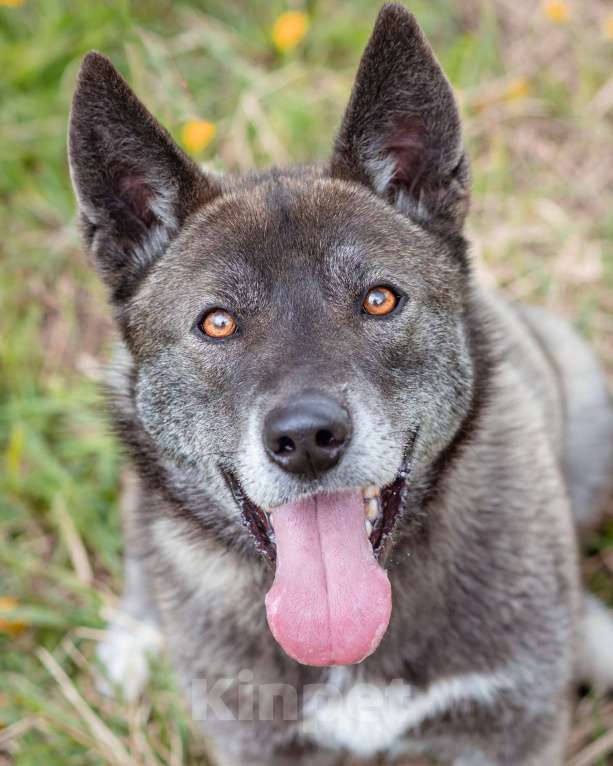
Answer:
577;593;613;692
96;614;163;702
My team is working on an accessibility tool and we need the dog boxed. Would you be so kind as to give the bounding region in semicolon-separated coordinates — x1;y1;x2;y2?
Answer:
68;4;613;764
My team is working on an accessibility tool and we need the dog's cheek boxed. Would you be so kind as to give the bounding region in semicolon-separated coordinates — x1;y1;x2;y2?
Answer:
370;311;474;468
410;322;475;466
132;355;235;477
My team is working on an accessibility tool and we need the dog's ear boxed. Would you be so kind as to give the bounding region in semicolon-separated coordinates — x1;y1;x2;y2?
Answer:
331;4;469;233
69;52;219;301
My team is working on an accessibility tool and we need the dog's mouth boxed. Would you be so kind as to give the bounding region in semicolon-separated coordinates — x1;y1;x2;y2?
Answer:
222;457;411;668
223;470;408;565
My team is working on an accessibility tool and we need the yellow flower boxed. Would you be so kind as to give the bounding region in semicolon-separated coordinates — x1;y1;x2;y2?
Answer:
604;15;613;40
0;597;26;637
0;0;25;6
180;120;216;154
505;77;530;102
543;0;570;24
272;10;309;53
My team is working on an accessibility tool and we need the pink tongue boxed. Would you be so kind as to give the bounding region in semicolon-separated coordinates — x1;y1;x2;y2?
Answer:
265;489;391;666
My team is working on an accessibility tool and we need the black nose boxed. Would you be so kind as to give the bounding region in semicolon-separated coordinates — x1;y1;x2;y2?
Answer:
263;393;352;477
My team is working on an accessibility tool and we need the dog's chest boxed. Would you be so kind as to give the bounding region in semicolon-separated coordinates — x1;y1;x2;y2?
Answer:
300;666;511;759
300;668;420;758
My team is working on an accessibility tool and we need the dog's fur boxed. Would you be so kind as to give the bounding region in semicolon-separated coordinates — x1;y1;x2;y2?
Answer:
69;5;613;764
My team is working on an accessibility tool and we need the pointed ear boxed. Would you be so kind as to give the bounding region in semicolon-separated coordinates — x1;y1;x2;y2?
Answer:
69;52;220;301
330;4;469;233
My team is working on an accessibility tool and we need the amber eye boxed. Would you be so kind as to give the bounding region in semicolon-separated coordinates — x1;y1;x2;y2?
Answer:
362;286;399;316
200;308;237;339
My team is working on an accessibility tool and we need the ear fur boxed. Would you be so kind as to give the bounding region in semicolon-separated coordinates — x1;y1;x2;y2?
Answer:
331;4;469;233
68;52;219;301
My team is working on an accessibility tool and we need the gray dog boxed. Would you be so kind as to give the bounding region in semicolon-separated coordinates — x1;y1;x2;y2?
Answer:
68;4;613;764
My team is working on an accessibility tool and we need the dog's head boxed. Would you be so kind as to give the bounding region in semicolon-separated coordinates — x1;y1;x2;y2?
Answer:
69;4;477;667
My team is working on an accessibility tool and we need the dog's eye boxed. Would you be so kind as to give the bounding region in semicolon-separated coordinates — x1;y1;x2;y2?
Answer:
362;286;398;317
200;308;237;339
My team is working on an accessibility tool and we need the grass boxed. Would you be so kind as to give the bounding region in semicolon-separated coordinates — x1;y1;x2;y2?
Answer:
0;0;612;764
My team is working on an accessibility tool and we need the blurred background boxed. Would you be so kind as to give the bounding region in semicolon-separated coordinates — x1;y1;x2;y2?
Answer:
0;1;612;764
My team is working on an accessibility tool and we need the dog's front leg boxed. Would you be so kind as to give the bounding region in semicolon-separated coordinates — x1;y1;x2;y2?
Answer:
453;705;569;766
210;749;354;766
96;471;162;701
207;741;353;766
203;723;360;766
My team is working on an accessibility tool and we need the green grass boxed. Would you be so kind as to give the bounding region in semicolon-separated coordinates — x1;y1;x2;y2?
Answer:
1;1;612;764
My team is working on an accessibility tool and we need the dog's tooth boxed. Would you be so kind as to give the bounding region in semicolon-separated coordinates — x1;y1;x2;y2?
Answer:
365;519;373;537
364;497;380;521
362;485;380;499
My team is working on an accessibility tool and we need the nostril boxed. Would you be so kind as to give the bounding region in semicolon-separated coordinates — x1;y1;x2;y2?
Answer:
276;435;295;454
315;428;338;450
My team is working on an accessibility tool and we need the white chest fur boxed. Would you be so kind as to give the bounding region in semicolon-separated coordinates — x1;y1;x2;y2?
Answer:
301;666;514;759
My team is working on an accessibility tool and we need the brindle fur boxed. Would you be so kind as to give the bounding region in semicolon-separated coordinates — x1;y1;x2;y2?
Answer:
69;5;613;765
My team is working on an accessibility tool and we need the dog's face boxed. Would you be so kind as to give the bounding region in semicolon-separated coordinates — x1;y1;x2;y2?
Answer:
70;4;473;667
